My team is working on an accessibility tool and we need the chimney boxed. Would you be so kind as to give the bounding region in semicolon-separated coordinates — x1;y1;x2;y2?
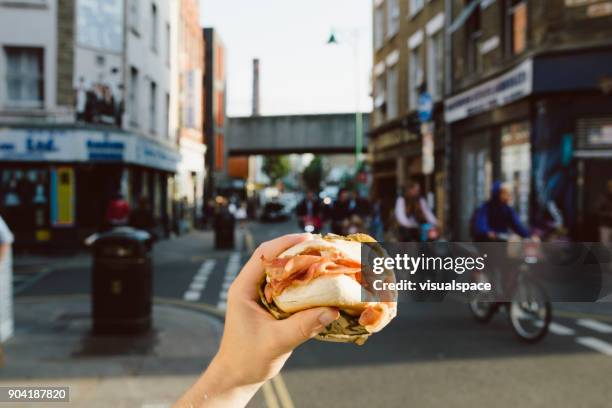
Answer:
252;58;260;116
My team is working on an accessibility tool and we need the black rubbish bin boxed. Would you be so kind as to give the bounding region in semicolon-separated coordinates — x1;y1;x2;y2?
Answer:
91;227;153;335
214;210;235;249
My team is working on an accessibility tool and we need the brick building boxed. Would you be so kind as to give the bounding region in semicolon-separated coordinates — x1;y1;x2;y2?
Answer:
369;0;448;227
446;0;612;240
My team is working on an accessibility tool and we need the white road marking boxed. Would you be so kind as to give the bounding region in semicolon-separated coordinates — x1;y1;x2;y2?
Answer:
217;252;241;310
261;381;281;408
182;259;216;302
189;281;206;291
577;319;612;334
576;337;612;356
183;290;201;301
272;375;295;408
548;322;575;336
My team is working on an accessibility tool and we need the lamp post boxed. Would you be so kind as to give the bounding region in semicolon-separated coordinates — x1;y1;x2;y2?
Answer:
327;29;363;172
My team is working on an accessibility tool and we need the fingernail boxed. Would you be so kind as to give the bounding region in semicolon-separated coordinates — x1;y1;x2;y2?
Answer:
318;309;338;326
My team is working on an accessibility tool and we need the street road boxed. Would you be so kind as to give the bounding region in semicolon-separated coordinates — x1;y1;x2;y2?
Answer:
16;217;612;408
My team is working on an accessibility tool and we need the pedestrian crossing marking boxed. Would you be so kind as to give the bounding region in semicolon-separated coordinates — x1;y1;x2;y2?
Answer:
548;322;575;336
217;252;241;310
182;259;216;302
183;290;201;302
576;337;612;356
577;319;612;334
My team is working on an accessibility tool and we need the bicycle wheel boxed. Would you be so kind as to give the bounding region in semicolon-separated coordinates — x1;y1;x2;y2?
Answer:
508;277;551;343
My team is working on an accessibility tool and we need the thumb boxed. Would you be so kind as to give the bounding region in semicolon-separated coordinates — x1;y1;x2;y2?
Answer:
277;307;339;350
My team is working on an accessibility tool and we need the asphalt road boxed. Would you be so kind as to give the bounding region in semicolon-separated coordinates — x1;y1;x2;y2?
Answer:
16;217;612;408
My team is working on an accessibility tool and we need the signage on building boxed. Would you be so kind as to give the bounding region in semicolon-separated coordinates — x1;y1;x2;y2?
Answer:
51;167;75;227
417;92;433;122
0;128;180;172
445;59;533;123
183;69;203;130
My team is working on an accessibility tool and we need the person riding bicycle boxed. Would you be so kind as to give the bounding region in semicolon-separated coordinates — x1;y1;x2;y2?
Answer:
296;190;322;232
394;179;438;242
330;189;354;234
472;181;531;242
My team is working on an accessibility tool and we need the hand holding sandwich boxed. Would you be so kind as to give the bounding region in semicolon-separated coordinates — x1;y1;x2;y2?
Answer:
174;233;339;408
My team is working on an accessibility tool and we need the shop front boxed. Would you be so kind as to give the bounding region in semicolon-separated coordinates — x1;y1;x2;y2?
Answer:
0;126;180;248
447;49;612;241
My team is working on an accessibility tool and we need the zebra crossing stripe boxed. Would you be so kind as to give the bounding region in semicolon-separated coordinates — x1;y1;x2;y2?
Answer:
548;322;575;336
217;252;241;310
576;319;612;334
182;259;216;302
576;337;612;356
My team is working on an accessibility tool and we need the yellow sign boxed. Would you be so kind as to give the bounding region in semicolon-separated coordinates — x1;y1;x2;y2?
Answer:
52;167;75;226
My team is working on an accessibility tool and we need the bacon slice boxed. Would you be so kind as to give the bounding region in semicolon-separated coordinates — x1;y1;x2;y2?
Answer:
262;254;361;302
358;303;388;328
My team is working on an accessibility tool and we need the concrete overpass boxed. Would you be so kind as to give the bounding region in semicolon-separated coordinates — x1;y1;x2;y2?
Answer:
225;113;369;156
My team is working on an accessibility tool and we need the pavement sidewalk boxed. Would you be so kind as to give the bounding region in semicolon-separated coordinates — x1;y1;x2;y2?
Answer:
12;225;250;276
0;296;223;408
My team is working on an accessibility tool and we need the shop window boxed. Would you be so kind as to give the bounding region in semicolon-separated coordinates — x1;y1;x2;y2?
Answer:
501;122;531;225
4;47;44;108
1;168;50;233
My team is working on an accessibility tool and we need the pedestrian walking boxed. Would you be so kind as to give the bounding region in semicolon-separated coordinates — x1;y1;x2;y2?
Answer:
0;212;14;343
394;179;437;241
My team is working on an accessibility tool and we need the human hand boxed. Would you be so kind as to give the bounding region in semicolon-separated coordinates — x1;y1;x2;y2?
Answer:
215;232;339;385
175;233;340;408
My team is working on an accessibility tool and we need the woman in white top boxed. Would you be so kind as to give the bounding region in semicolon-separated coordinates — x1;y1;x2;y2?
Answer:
394;180;438;241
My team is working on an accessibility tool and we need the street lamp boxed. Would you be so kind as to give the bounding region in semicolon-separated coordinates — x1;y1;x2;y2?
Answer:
326;29;363;172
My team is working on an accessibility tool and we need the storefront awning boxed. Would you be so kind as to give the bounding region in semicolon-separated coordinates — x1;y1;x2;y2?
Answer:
0;127;181;173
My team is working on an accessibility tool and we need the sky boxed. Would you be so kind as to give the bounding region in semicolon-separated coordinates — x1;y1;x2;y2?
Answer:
199;0;373;117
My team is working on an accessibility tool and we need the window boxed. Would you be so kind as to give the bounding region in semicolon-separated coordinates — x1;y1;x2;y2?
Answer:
4;47;44;108
427;30;444;100
409;46;423;110
505;0;528;55
386;64;398;119
130;0;140;33
149;81;157;133
465;6;482;74
150;3;158;52
374;72;386;125
165;23;171;65
129;67;139;126
164;92;170;138
374;6;384;49
387;0;400;37
410;0;424;17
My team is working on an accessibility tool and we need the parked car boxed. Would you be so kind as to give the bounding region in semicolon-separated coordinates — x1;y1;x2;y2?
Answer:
260;200;290;222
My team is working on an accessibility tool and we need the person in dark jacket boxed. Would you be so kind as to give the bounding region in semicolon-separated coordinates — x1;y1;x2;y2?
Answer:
295;191;321;219
129;196;155;237
296;191;322;231
330;189;354;234
473;181;530;241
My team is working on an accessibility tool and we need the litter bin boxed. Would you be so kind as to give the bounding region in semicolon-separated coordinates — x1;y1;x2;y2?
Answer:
214;209;235;249
91;227;153;334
